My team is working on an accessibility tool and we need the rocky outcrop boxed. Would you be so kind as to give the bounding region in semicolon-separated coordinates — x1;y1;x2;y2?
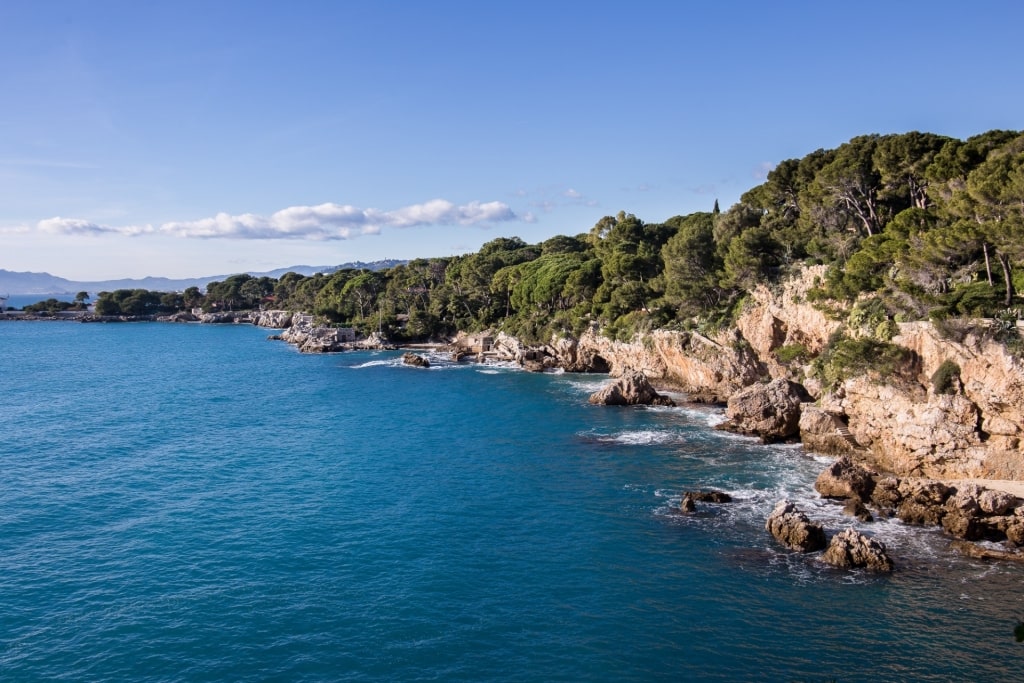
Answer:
949;539;1024;563
815;455;876;501
402;353;430;368
252;310;293;328
717;378;810;443
735;265;844;389
685;490;733;503
820;528;894;572
588;371;675;406
815;322;1024;480
765;500;827;552
679;490;732;514
199;311;250;324
895;479;952;526
563;328;763;403
798;406;856;455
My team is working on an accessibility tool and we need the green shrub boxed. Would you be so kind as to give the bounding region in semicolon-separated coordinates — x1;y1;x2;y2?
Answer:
931;360;961;395
813;334;916;390
775;343;809;364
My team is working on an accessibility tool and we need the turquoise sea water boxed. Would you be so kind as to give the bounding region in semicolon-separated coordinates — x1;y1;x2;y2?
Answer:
2;321;1023;682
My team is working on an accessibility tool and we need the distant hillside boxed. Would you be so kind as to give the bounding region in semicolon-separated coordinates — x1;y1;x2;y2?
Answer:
0;260;406;296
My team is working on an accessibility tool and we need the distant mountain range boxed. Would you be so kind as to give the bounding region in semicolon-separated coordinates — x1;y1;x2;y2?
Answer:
0;260;406;296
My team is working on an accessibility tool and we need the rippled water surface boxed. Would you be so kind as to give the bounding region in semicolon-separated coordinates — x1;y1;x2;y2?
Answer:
2;322;1023;681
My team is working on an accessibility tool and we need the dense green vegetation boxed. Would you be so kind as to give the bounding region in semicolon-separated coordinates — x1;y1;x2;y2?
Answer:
93;130;1024;352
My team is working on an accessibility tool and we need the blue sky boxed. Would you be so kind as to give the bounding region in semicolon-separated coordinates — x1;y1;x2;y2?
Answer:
2;0;1022;281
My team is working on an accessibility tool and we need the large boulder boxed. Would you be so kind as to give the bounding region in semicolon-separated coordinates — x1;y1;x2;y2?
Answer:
719;378;810;443
941;485;985;540
820;528;894;572
870;476;903;514
588;371;675;407
765;500;827;552
896;479;952;526
253;310;293;328
815;455;877;501
685;490;733;503
402;353;431;368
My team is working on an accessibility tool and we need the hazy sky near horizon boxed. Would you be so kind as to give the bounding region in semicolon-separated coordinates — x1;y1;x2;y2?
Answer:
2;0;1023;281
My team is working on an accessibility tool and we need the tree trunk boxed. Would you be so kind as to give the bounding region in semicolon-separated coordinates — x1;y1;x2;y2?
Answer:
983;242;994;286
998;251;1014;307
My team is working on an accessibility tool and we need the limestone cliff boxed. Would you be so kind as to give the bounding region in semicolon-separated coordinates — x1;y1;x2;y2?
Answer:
734;265;844;387
820;323;1024;479
562;328;763;403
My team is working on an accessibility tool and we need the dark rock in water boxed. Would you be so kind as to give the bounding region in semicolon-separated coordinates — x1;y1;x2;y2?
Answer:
842;498;874;522
815;455;876;501
679;493;697;513
685;490;733;504
870;476;903;513
718;378;810;443
942;485;985;540
588;371;675;407
896;480;951;526
402;352;430;368
522;359;545;373
765;500;827;552
821;528;894;572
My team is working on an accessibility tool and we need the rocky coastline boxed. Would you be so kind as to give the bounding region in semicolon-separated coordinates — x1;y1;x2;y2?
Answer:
10;265;1023;567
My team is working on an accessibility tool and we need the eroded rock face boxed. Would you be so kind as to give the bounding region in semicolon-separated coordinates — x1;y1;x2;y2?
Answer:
815;455;876;501
252;310;293;328
870;476;903;513
799;406;856;455
765;500;827;552
719;379;810;443
568;328;764;403
896;480;952;526
823;322;1024;481
820;528;894;572
734;265;844;389
588;371;675;407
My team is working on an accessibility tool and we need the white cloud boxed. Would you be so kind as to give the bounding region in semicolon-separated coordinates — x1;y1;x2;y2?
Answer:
563;188;582;199
37;216;152;236
32;198;519;241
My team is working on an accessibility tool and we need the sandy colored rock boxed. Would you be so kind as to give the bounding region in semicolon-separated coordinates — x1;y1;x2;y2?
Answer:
720;378;810;443
765;500;827;552
815;455;876;501
588;371;675;407
821;528;894;572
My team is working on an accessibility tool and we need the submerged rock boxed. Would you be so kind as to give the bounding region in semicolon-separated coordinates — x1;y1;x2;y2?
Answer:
588;371;675;407
820;528;894;572
949;539;1024;563
765;500;827;552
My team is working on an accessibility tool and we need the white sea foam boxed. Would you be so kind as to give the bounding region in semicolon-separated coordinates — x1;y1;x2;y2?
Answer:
587;429;685;446
349;359;399;369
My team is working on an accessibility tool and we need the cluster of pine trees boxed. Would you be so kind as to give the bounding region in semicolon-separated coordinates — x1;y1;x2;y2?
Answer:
97;130;1023;346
